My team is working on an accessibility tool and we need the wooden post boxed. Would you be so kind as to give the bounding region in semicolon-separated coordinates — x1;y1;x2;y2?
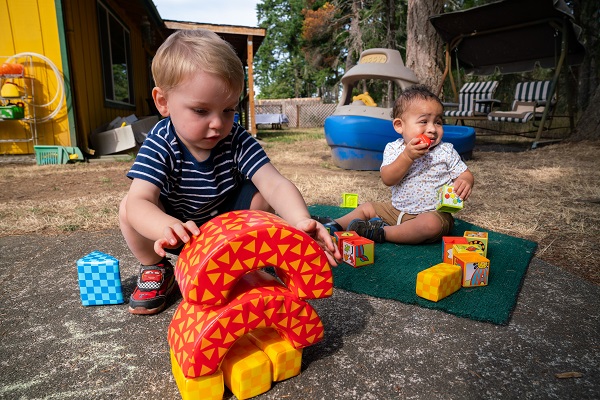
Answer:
247;35;256;136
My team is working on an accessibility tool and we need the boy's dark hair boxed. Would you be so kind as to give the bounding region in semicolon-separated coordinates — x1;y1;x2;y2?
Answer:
392;84;444;119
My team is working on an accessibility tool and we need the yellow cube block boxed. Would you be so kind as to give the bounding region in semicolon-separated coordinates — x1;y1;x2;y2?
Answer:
222;335;272;400
463;231;489;257
454;252;490;287
247;328;303;381
341;192;358;208
170;349;224;400
416;263;462;302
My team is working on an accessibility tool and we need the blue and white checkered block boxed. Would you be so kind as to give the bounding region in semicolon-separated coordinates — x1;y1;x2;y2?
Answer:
77;251;124;306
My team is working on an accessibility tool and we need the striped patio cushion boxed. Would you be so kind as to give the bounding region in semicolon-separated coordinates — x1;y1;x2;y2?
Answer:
444;81;499;117
488;81;553;123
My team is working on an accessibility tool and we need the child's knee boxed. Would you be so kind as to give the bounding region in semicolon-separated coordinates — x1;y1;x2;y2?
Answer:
118;195;128;224
250;192;273;213
422;214;444;236
420;213;448;242
357;202;376;217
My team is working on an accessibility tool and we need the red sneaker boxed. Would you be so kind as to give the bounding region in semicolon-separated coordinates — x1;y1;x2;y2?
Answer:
128;259;175;315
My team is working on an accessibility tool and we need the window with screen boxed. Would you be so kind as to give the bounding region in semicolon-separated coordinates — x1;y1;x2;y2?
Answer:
97;1;134;107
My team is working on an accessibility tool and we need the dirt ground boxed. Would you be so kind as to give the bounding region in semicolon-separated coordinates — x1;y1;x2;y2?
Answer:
1;134;599;286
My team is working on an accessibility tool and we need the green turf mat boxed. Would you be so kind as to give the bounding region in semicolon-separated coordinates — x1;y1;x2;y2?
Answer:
309;205;538;325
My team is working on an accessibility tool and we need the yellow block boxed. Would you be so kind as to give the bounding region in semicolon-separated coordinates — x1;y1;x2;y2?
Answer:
222;335;272;400
247;328;303;381
170;349;224;400
416;263;462;302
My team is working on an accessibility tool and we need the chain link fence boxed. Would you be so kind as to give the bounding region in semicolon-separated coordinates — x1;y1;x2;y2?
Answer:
255;98;337;128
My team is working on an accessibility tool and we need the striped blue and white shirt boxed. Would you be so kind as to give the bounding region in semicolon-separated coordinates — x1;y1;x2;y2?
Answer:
127;117;270;225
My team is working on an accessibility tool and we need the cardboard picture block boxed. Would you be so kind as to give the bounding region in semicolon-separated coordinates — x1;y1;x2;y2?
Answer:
436;185;464;213
335;231;374;267
442;236;469;263
452;243;485;259
454;252;490;287
463;231;489;257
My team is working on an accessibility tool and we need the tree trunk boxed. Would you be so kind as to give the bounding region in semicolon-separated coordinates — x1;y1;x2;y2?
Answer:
385;0;397;108
570;83;600;141
345;0;363;72
573;0;599;112
406;0;444;91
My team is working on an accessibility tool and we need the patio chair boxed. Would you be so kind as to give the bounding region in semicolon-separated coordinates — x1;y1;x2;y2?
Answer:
443;81;500;120
488;80;555;123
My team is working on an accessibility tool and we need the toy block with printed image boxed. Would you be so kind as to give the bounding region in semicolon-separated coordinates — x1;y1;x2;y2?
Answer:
452;243;485;259
416;263;462;302
463;231;489;257
334;231;374;267
454;252;490;287
442;236;469;263
436;185;463;213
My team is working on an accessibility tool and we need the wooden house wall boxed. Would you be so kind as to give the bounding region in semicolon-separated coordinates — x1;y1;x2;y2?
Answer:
0;0;69;155
62;0;156;155
1;0;157;155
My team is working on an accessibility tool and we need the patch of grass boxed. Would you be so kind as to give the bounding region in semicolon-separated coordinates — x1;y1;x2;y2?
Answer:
75;206;91;218
60;224;80;232
257;128;324;144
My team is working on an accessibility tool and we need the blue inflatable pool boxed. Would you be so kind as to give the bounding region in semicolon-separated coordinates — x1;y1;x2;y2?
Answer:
324;115;476;170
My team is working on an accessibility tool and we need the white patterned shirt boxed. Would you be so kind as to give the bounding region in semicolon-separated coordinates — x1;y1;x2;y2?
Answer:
381;140;468;214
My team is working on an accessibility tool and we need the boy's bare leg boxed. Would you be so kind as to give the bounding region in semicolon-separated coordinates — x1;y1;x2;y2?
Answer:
119;196;163;265
383;212;443;244
335;202;379;229
249;191;274;213
120;195;176;315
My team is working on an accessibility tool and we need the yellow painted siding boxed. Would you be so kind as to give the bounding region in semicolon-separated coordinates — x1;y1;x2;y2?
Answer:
0;0;70;154
1;0;157;155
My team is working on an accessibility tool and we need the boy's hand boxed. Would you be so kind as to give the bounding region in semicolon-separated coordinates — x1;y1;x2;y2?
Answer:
453;178;473;201
154;220;201;257
404;137;430;160
295;218;341;267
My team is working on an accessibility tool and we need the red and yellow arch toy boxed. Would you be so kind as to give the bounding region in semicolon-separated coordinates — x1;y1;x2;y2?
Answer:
168;210;334;399
174;210;333;305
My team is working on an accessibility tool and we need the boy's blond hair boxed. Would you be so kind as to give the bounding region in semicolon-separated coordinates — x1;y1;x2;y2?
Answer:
151;29;244;95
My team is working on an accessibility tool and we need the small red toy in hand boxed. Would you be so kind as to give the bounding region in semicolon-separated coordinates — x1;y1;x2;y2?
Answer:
416;134;431;148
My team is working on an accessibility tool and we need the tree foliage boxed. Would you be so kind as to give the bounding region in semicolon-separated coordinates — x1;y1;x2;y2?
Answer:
254;0;599;136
